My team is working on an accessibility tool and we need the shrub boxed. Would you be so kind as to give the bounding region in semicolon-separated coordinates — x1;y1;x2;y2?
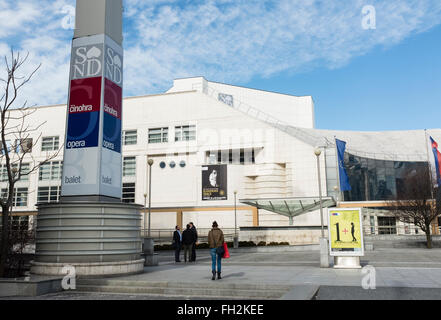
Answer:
238;241;257;247
257;241;266;246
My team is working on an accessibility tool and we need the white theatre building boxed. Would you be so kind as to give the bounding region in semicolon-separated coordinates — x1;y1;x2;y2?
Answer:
2;76;441;244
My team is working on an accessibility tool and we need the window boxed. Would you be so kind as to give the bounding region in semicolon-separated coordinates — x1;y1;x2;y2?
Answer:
39;161;63;181
370;216;375;235
123;130;137;145
148;128;168;144
15;138;33;153
37;186;61;203
0;163;30;182
1;188;28;207
342;152;428;202
377;217;397;235
10;216;29;232
123;157;136;176
0;165;7;182
41;136;59;151
175;125;196;142
122;183;135;203
207;149;256;165
218;93;234;107
0;140;11;155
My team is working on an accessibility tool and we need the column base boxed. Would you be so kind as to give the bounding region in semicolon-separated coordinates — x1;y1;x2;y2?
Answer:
30;259;145;277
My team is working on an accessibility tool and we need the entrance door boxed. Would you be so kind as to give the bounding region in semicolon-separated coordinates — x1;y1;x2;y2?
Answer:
377;216;396;235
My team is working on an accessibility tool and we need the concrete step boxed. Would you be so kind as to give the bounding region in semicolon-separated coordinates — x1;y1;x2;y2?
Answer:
76;285;288;299
78;278;291;291
76;279;291;299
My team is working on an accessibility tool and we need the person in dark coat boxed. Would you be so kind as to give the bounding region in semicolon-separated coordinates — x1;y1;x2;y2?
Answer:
189;222;198;262
182;224;196;263
172;225;182;262
208;221;224;280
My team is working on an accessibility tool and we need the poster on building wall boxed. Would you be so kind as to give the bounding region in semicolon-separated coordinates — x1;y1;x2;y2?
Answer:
328;208;364;256
202;165;227;200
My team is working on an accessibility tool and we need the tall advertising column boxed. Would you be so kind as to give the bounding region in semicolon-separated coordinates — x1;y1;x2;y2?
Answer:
31;0;144;277
62;34;123;200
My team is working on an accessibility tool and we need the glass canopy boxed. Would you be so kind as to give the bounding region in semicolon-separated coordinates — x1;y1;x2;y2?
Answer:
240;197;336;225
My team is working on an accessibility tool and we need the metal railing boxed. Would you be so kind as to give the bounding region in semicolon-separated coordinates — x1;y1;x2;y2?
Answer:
362;224;427;236
141;228;237;245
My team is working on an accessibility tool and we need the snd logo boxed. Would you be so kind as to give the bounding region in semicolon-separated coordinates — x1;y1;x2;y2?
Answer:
105;47;123;86
72;45;103;79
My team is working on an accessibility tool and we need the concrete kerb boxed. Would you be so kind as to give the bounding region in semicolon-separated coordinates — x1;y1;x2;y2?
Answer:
279;284;320;300
0;276;64;297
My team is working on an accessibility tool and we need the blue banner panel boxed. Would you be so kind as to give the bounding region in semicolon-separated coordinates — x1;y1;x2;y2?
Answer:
103;113;121;153
336;139;352;192
66;111;100;149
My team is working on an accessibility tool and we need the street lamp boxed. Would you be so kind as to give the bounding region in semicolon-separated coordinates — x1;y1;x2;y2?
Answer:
314;148;324;238
234;190;238;248
315;147;329;268
143;193;147;237
147;158;154;237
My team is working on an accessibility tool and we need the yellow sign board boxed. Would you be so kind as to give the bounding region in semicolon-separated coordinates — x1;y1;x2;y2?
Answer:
328;208;364;256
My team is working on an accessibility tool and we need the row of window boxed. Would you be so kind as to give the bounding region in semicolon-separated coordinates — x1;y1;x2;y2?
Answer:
1;125;195;156
0;163;30;182
0;159;134;183
207;149;256;165
1;182;137;207
1;138;34;154
124;125;196;145
1;136;59;154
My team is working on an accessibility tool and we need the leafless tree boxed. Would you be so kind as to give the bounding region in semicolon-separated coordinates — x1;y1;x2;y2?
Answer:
389;166;439;249
0;49;60;277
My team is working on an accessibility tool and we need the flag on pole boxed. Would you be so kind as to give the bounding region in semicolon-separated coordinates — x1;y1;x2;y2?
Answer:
336;138;352;191
429;136;441;187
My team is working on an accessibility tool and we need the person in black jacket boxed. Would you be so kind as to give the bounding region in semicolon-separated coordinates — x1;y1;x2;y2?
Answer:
182;224;196;263
189;222;198;262
172;225;182;262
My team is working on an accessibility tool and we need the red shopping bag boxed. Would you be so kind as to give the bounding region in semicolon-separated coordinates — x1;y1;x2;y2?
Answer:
222;242;230;259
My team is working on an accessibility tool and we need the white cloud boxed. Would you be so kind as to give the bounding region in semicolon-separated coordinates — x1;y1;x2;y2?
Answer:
0;0;440;106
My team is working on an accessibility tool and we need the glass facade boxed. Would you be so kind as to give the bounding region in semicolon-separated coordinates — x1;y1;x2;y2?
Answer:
330;152;428;202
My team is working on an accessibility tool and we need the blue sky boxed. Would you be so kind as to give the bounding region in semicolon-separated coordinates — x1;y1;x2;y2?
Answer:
0;0;440;132
247;23;441;131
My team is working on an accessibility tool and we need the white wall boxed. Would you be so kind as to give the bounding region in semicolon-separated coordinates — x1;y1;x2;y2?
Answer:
2;77;326;231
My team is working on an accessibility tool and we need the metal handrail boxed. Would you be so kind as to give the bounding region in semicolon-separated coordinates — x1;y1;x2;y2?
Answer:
141;228;237;245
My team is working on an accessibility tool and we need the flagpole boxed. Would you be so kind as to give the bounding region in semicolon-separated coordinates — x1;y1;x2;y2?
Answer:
424;129;435;200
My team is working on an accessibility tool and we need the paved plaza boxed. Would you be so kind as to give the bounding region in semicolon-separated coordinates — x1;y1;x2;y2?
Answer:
3;247;441;300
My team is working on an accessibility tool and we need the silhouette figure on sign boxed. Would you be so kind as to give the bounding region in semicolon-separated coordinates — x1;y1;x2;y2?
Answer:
351;222;357;242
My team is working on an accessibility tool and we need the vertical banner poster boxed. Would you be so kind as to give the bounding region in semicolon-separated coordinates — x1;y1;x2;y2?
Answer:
328;208;364;256
202;165;227;200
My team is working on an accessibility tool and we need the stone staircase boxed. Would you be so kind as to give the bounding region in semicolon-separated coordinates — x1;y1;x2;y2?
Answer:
76;278;292;299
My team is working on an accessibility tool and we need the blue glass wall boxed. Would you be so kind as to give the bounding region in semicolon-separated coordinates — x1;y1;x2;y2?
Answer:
341;153;428;201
